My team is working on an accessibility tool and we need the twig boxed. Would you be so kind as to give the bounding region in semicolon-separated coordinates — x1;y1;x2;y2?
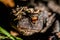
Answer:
41;13;56;33
52;20;60;33
48;1;60;14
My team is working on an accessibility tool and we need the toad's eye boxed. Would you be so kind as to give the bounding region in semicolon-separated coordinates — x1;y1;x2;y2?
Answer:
31;16;38;23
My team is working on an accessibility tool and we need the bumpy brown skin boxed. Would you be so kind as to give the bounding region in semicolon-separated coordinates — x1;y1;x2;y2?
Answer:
0;0;15;7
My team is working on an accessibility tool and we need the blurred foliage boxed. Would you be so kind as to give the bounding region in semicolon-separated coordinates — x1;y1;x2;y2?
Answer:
0;26;23;40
